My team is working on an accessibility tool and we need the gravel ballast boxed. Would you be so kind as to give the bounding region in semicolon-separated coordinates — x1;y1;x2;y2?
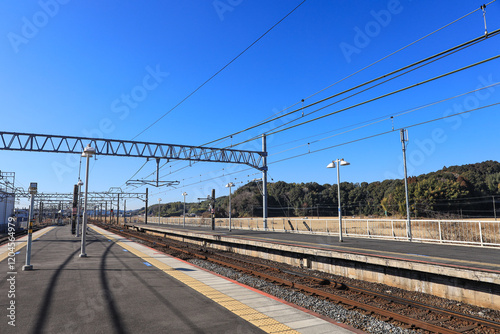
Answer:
189;258;420;334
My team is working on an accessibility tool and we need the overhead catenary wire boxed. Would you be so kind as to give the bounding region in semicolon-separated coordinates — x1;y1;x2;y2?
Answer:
252;52;500;141
128;45;500;188
121;4;500;194
269;101;500;166
143;101;500;194
199;3;496;148
269;82;500;154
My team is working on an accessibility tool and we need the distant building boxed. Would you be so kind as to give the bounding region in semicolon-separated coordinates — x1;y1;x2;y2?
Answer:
0;193;15;233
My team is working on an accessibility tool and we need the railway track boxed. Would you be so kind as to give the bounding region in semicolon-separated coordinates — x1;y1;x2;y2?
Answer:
96;222;500;334
0;224;49;246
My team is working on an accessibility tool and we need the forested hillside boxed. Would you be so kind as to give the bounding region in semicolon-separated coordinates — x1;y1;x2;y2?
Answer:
141;161;500;219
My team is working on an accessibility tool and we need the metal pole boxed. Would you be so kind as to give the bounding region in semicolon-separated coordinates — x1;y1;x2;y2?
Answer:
401;129;412;241
104;201;107;224
337;160;343;242
80;153;91;258
211;189;215;230
493;196;497;221
158;198;161;225
228;185;232;231
39;201;43;225
76;183;82;237
183;192;187;228
117;194;120;225
262;134;268;230
145;188;148;224
124;200;126;225
22;193;35;270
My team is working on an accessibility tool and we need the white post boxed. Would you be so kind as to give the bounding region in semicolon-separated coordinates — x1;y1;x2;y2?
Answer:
80;148;92;257
401;129;412;241
262;134;268;230
23;191;35;270
336;161;343;242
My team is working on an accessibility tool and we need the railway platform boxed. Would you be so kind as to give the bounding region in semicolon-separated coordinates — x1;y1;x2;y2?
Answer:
126;222;500;311
0;225;359;334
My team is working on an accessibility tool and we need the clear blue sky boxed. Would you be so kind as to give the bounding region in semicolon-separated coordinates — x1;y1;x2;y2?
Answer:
1;0;499;210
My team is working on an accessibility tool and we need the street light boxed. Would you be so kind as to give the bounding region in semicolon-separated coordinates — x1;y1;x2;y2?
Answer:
158;198;161;225
76;180;83;237
80;144;95;257
225;182;234;231
182;192;187;228
327;159;350;242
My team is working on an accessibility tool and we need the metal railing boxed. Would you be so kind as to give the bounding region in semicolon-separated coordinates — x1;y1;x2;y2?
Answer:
138;216;500;247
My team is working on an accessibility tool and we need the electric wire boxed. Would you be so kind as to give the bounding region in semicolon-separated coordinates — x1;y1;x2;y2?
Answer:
206;30;500;150
257;53;500;141
269;101;500;166
198;3;494;148
121;5;500;193
131;0;307;141
269;82;500;154
131;46;497;187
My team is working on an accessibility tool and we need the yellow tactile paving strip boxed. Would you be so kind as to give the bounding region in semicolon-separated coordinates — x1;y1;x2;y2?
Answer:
0;226;55;262
91;226;300;334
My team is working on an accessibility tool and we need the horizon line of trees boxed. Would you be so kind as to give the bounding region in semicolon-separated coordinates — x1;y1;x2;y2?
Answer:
136;160;500;219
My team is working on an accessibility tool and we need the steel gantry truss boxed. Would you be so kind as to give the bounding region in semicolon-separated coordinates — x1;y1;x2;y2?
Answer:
1;131;270;229
15;189;147;202
0;131;266;170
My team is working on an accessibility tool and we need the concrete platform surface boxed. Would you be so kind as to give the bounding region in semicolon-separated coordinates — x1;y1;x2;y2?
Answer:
0;225;360;334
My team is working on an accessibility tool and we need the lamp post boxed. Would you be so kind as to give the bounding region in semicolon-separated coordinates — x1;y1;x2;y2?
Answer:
225;182;234;231
80;144;95;257
327;159;350;242
182;192;187;228
158;198;161;225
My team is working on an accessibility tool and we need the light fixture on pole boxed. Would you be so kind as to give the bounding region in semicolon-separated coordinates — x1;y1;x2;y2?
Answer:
158;198;161;225
182;192;187;228
80;144;95;257
327;158;350;242
76;179;83;237
225;182;234;231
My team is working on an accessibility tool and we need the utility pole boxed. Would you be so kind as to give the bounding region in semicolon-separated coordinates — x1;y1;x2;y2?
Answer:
400;129;412;241
145;188;149;224
39;201;43;224
124;200;126;225
211;189;215;230
262;134;268;230
105;201;107;224
493;196;497;221
117;194;120;225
